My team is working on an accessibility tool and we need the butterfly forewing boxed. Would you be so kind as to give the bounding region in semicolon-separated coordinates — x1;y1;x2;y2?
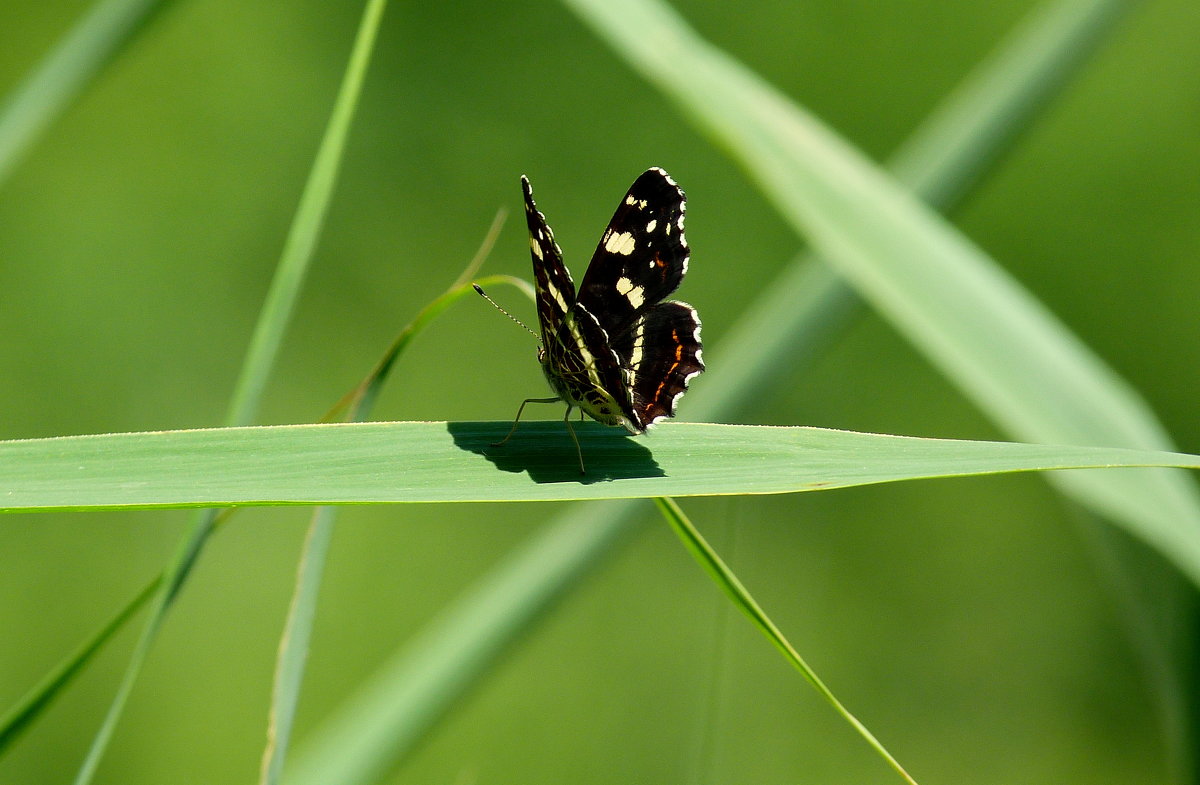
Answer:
577;167;689;338
521;175;576;345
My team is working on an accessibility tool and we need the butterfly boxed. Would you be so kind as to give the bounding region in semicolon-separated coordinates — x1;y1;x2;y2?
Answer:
481;167;704;474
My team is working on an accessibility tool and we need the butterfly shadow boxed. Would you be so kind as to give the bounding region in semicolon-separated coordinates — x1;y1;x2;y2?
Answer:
446;420;665;484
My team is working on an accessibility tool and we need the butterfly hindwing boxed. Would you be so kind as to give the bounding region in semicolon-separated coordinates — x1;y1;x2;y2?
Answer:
610;301;704;428
577;167;689;338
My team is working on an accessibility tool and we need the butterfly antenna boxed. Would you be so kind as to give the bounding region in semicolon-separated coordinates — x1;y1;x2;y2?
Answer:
473;284;540;342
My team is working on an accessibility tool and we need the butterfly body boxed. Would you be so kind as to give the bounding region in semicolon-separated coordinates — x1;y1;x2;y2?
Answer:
539;306;637;431
497;167;704;471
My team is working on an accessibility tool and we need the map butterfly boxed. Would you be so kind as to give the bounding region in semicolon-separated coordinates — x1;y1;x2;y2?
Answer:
482;167;704;473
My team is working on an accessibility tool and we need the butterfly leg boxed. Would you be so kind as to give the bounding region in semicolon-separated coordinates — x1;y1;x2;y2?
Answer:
492;396;561;447
561;405;586;475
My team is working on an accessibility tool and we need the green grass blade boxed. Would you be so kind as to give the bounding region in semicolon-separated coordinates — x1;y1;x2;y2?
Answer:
563;0;1200;586
0;576;159;752
259;218;508;785
284;504;636;785
700;0;1128;417
0;0;174;188
656;497;918;784
327;272;528;421
694;0;1135;418
226;0;389;428
325;211;515;421
1;422;1198;509
888;0;1132;203
258;507;337;785
68;2;390;782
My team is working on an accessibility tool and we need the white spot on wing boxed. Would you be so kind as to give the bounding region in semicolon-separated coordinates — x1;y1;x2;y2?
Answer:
615;277;646;309
604;230;637;256
645;219;657;233
529;236;543;259
629;318;645;368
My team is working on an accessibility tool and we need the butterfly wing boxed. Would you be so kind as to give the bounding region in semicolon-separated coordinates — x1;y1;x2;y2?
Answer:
520;168;702;434
576;167;689;338
521;175;577;345
580;168;702;430
610;302;704;428
523;174;638;429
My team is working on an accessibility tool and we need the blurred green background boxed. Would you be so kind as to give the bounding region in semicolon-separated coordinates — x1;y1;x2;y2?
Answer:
1;0;1198;782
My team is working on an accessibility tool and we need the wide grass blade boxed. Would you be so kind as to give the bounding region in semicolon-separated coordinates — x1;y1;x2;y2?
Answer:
692;0;1135;414
1;421;1198;510
562;0;1200;587
0;0;175;188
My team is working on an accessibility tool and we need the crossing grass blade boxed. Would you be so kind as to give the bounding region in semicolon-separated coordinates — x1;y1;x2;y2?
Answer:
66;2;391;782
656;497;919;784
258;215;510;785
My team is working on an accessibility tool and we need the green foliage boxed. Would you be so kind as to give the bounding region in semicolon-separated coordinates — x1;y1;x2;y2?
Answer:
0;0;1196;783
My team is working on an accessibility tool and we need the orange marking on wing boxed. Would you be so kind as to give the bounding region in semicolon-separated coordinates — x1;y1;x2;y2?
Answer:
650;329;686;406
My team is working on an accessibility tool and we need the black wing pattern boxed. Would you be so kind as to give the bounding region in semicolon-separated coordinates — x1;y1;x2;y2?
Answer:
609;299;703;429
577;168;690;337
518;167;703;438
583;168;703;431
521;175;576;345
